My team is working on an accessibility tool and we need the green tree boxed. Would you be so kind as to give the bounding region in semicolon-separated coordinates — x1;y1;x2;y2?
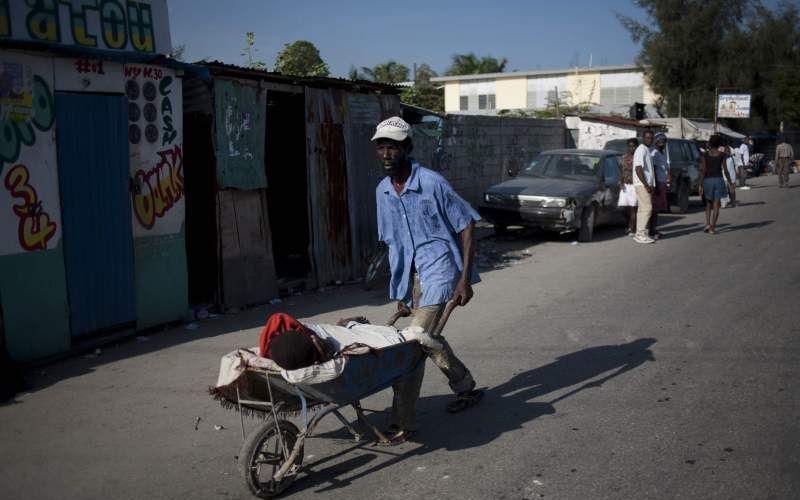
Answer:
359;60;410;83
619;0;800;129
241;32;266;70
274;40;330;77
170;43;186;62
400;63;444;112
445;53;508;76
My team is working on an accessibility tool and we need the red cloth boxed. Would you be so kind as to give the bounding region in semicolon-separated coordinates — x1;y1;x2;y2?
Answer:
258;313;313;358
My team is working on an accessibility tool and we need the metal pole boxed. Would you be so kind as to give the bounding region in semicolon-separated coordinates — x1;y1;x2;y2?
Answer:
713;87;719;133
679;93;684;139
555;86;560;118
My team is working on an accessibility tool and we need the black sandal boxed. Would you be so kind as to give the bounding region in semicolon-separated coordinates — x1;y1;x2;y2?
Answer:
446;389;484;413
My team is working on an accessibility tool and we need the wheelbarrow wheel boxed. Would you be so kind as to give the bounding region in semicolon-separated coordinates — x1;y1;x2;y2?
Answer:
239;419;303;498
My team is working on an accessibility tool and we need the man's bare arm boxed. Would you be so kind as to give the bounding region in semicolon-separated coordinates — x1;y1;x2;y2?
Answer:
452;221;476;306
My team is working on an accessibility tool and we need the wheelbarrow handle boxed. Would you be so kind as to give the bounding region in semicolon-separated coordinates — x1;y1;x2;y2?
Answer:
385;302;412;326
430;300;458;337
386;299;457;335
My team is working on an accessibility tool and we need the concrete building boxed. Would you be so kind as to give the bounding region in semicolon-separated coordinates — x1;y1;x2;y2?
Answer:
431;64;659;116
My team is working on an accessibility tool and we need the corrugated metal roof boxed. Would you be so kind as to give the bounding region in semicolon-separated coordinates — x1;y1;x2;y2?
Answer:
198;61;403;94
431;64;644;83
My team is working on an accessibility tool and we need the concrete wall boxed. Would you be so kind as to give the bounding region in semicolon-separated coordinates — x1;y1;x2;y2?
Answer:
495;76;527;111
412;115;566;206
574;119;639;150
444;81;460;112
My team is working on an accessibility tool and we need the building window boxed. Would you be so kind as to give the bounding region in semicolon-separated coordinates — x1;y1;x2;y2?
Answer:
460;95;468;111
478;94;496;110
478;94;487;110
488;94;496;110
600;86;645;107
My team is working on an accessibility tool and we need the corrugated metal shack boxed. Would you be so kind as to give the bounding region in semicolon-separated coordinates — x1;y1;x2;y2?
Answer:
0;0;189;362
182;63;400;310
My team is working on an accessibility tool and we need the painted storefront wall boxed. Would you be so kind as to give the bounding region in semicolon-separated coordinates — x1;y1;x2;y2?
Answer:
0;50;185;361
0;51;68;361
125;63;186;329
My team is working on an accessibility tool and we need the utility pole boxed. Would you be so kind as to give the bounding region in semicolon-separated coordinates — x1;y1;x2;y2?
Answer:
679;93;684;139
713;87;719;133
555;86;561;118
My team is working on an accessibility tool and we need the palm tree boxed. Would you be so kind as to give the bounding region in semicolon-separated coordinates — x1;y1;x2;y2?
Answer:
445;53;508;76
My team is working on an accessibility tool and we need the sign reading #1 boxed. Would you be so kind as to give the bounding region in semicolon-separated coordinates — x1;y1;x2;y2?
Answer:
717;94;751;119
0;0;171;55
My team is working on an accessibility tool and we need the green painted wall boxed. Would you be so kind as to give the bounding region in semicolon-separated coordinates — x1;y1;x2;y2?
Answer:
134;228;188;330
0;244;70;362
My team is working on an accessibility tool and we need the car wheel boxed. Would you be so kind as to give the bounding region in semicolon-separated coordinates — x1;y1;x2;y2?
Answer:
577;206;595;243
671;181;690;214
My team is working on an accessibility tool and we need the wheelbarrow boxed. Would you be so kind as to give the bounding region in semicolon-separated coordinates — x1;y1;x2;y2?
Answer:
215;301;458;498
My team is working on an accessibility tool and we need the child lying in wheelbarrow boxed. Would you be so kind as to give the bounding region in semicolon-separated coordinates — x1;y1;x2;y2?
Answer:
259;312;443;371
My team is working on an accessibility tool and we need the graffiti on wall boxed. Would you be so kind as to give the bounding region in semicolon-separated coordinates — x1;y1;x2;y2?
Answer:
3;163;57;250
0;67;55;173
0;0;171;54
131;145;182;229
125;64;183;236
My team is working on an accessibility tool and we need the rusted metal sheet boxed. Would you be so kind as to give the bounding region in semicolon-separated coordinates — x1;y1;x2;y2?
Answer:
344;93;401;276
305;88;352;285
217;189;278;308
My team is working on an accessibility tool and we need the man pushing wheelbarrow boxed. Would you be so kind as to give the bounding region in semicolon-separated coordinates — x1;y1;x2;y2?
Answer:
373;116;484;444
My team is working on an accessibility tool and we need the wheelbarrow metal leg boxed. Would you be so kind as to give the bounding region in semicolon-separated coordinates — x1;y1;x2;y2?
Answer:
352;402;390;445
332;409;363;441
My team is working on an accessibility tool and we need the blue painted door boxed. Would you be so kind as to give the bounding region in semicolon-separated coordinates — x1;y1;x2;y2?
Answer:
56;93;136;337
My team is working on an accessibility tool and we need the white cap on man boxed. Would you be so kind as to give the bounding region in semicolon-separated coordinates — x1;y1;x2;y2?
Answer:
371;116;412;142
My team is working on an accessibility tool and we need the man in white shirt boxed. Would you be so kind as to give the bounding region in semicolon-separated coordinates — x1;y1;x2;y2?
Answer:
738;138;751;189
632;130;656;244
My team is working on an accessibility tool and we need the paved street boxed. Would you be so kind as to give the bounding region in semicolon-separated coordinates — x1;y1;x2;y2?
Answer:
1;174;798;500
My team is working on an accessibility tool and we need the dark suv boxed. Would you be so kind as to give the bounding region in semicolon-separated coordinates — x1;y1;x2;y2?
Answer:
603;138;701;213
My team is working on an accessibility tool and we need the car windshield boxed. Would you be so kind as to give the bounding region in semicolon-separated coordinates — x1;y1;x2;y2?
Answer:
519;153;602;180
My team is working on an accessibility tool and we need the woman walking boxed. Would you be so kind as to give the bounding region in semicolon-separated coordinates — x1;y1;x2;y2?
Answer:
699;135;735;234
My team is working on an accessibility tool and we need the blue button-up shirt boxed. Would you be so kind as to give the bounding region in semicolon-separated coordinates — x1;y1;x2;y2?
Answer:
376;161;481;307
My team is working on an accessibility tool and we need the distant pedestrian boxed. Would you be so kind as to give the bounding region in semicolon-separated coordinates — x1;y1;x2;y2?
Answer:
649;133;668;240
738;137;751;189
617;137;639;236
775;136;795;188
699;135;735;234
632;130;656;244
722;145;737;208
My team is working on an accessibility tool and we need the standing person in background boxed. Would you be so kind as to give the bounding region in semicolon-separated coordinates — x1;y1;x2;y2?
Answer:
617;137;639;236
722;145;738;208
632;130;656;244
738;137;751;189
699;134;734;234
775;136;795;188
649;133;668;240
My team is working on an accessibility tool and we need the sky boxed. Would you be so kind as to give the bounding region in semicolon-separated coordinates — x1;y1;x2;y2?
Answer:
168;0;651;77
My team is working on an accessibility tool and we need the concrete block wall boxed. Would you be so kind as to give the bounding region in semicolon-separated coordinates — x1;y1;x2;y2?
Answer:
412;115;566;206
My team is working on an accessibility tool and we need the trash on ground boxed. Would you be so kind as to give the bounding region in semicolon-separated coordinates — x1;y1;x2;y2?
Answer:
214;424;224;431
185;323;200;331
196;308;209;320
194;417;201;431
571;241;579;245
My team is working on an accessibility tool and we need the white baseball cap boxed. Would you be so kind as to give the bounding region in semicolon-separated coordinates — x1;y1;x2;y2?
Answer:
371;116;412;142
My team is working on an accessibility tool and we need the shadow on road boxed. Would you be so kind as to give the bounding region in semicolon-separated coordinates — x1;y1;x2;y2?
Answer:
298;338;657;495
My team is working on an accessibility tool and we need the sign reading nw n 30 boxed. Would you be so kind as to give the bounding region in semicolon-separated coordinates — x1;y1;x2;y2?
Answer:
0;0;172;55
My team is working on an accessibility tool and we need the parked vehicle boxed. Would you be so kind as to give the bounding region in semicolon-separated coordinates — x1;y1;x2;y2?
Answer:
603;138;701;213
479;149;624;242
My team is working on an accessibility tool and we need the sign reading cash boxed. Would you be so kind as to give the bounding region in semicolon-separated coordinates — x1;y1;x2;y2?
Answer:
0;0;172;55
717;94;751;119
